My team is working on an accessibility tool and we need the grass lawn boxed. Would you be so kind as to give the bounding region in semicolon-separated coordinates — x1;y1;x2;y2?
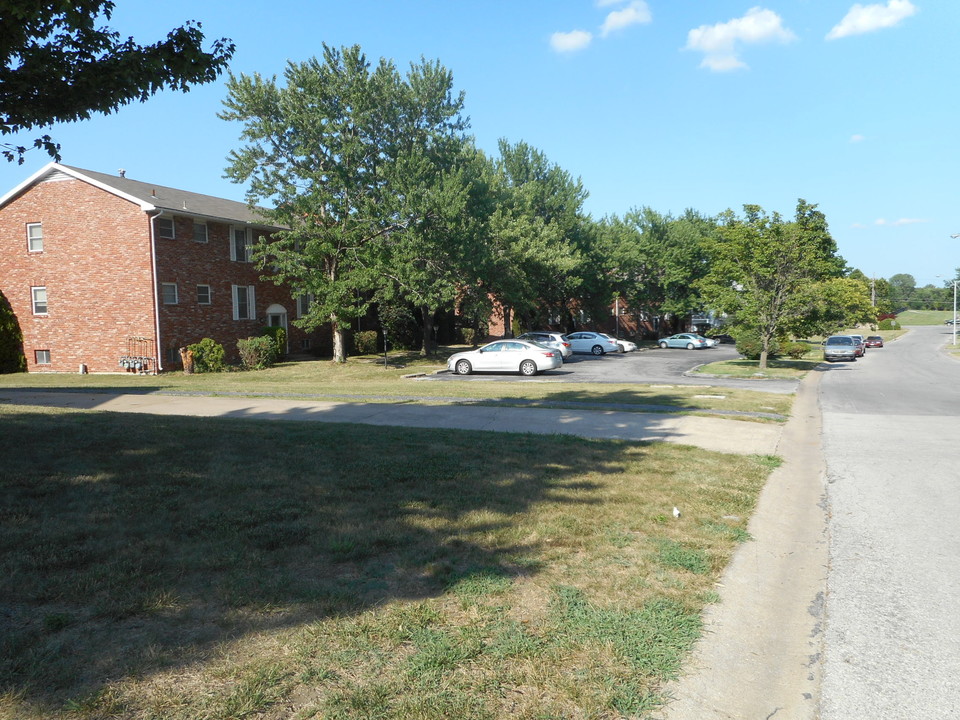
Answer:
894;309;955;325
0;403;779;720
0;349;794;419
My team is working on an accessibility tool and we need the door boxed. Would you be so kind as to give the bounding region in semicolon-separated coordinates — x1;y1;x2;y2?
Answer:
265;304;288;354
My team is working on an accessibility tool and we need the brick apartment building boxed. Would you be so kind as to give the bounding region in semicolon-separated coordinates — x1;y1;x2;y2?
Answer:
0;163;320;373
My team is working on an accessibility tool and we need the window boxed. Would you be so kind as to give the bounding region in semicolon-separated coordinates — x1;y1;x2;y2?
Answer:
31;287;47;314
161;283;179;305
231;227;252;262
296;293;314;318
35;349;51;365
27;223;43;252
232;284;256;320
157;217;175;239
197;285;212;305
193;222;208;243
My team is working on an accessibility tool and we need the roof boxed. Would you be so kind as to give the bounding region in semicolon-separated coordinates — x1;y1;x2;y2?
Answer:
0;163;277;227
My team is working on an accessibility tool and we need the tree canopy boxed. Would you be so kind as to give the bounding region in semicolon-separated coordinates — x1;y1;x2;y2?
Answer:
698;200;849;368
221;44;470;362
1;0;234;163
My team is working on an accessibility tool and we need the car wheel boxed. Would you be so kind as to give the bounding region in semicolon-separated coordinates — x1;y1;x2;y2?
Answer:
591;345;604;355
659;341;668;349
686;343;695;349
455;359;472;375
519;359;538;376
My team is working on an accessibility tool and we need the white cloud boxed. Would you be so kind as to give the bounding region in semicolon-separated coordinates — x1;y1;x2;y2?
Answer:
551;30;593;53
685;7;797;72
850;134;866;142
600;1;652;37
827;0;918;40
874;217;928;226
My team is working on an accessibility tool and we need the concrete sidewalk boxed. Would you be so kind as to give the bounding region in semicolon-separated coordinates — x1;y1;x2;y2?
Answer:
0;388;784;456
655;370;827;719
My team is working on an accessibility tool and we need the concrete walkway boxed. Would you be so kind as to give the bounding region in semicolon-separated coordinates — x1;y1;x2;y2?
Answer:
0;388;784;456
656;370;827;719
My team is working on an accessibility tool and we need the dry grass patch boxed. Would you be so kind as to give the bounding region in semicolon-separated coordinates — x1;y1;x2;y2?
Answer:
0;404;777;719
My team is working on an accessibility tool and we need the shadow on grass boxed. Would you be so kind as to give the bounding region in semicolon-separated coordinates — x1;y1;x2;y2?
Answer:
0;407;630;710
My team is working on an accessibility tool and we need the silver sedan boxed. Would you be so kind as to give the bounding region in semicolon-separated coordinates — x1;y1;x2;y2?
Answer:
447;340;563;376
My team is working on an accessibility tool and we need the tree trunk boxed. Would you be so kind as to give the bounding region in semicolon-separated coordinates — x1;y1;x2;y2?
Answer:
331;315;347;363
759;333;770;370
503;305;512;338
420;305;433;357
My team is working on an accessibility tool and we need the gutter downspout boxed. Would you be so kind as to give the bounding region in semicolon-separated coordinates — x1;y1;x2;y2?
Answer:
148;210;164;372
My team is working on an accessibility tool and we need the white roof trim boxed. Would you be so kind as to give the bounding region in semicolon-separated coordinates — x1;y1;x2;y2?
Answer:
0;162;159;212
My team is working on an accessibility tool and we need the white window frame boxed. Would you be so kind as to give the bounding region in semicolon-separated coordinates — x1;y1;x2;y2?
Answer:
27;222;43;252
31;286;47;314
157;217;175;239
232;284;256;320
161;283;179;305
193;221;208;243
197;284;212;305
230;226;252;262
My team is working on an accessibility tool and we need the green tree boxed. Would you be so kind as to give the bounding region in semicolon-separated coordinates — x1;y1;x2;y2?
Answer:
221;45;469;362
365;77;481;356
887;273;917;310
1;0;233;163
487;140;586;332
599;207;712;334
699;199;846;369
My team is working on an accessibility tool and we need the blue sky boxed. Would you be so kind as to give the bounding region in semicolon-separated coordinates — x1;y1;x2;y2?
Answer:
3;1;957;286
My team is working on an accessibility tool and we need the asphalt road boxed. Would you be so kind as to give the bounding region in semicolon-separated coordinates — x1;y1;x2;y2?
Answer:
819;325;960;718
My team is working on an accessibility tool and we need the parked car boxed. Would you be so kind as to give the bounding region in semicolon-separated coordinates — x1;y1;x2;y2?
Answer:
708;333;735;344
447;340;562;376
945;319;958;325
864;336;884;348
658;333;710;349
599;332;637;352
694;334;718;348
565;331;621;355
849;334;866;357
823;335;858;362
517;331;573;358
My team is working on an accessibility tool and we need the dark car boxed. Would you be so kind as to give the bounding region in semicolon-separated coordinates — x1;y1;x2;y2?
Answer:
708;333;735;344
864;336;884;348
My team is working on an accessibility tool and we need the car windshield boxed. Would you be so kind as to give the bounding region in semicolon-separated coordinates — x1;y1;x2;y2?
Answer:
827;336;853;345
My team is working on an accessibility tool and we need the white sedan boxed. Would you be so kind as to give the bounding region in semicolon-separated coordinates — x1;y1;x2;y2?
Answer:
447;340;563;376
565;331;622;355
600;333;637;352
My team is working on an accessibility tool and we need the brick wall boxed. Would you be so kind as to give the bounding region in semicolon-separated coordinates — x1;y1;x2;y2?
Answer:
0;177;157;373
153;217;316;366
0;176;322;373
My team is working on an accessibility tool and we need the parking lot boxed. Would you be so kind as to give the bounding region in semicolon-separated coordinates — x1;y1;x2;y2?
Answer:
423;342;803;392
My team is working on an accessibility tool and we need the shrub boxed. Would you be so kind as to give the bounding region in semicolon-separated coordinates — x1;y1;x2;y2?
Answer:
0;290;26;373
782;341;809;360
260;326;286;360
237;336;276;370
354;330;378;355
878;318;899;330
187;338;226;373
735;335;781;360
461;327;476;346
